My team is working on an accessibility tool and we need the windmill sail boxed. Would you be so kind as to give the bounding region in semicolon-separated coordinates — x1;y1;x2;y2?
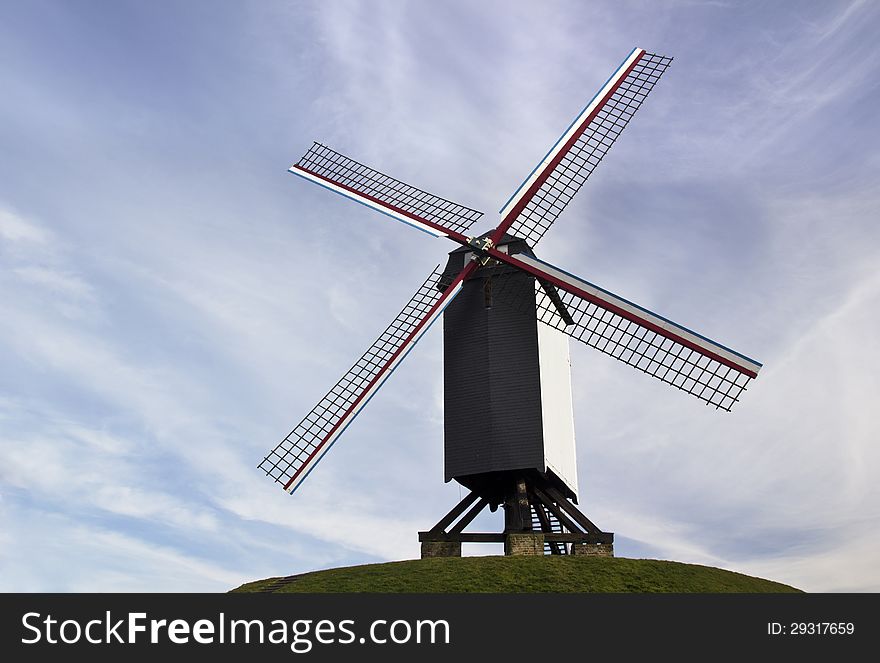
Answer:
494;49;673;247
259;261;477;493
290;143;483;238
485;252;760;411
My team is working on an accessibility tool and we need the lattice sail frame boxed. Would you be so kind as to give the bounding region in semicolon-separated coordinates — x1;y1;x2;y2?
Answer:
291;143;484;237
259;264;474;493
483;260;758;411
498;50;673;246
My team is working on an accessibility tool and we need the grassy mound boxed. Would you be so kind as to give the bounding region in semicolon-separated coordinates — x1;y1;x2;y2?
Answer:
232;556;800;593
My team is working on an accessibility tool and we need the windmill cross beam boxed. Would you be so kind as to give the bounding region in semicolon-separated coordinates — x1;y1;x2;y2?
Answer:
259;47;763;558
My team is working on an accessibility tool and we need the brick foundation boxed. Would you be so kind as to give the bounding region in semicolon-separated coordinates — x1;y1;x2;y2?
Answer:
420;541;462;558
504;533;545;556
571;542;614;557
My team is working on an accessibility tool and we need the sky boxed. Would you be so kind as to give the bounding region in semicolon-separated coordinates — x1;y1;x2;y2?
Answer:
1;0;878;592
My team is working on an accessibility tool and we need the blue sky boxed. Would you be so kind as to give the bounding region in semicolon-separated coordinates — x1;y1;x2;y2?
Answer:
1;0;879;592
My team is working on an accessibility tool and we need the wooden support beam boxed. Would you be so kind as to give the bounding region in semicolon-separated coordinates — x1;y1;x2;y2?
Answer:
418;532;505;543
429;490;480;534
417;531;611;544
532;486;583;534
545;486;602;534
503;478;532;533
516;478;532;532
532;501;564;555
421;478;612;550
544;532;614;544
449;497;489;534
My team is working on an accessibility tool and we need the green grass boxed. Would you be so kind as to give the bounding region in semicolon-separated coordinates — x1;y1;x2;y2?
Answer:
231;556;801;593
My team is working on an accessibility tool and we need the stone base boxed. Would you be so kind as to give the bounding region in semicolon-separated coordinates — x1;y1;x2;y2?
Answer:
504;532;545;556
421;541;462;558
571;542;614;557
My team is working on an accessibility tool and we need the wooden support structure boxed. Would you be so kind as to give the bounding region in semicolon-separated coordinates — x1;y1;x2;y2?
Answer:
449;497;489;534
429;490;481;533
545;485;602;533
531;486;584;535
533;501;565;555
419;473;613;557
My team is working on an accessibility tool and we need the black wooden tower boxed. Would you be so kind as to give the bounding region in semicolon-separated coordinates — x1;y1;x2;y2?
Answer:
421;235;612;556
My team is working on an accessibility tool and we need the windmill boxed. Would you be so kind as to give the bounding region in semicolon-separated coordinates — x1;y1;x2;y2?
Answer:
259;48;762;557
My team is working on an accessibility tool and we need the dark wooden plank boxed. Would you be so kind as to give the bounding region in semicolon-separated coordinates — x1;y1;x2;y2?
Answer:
532;486;583;534
418;532;505;543
545;486;602;534
532;500;565;555
544;532;614;544
449;497;489;534
503;486;530;533
429;490;480;534
418;531;612;544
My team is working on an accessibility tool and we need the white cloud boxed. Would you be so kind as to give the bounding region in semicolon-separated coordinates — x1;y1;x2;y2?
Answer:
12;266;94;300
0;510;241;592
742;529;880;593
0;207;51;244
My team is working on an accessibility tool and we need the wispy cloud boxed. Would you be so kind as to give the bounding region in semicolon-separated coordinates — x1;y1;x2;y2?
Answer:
0;207;52;244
